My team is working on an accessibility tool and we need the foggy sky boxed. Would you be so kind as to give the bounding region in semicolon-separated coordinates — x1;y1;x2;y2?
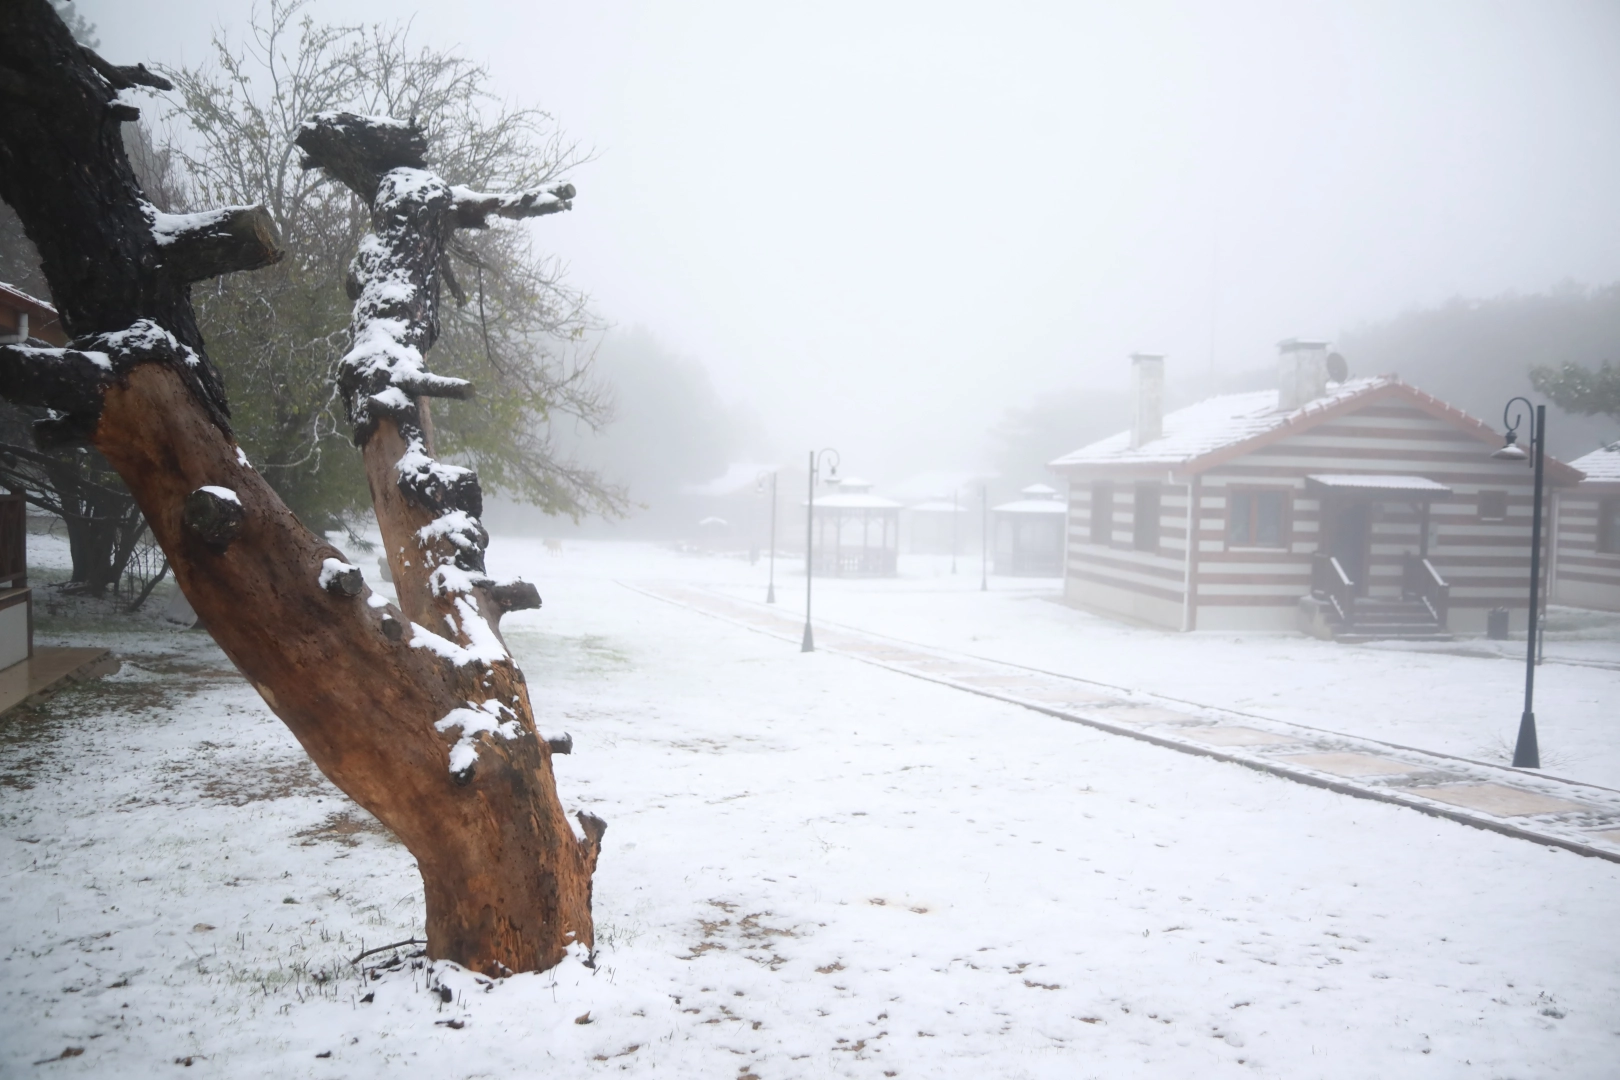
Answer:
85;0;1620;478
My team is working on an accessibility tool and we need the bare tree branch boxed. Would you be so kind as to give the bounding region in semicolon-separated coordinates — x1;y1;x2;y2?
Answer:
448;182;574;229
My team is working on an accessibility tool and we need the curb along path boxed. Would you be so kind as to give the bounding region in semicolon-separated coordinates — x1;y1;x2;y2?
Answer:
629;581;1620;866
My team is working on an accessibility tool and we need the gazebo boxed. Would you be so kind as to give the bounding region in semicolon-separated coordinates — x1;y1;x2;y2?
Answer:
992;483;1067;576
809;478;901;577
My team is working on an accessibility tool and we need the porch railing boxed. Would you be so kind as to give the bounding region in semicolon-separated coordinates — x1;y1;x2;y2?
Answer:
1402;553;1450;627
1310;553;1354;625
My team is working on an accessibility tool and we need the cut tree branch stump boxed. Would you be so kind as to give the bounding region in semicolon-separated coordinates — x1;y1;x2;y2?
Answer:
182;486;245;549
490;580;541;612
153;205;284;282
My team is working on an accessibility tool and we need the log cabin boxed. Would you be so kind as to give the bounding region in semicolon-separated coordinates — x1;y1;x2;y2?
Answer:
1551;442;1620;612
1048;344;1581;639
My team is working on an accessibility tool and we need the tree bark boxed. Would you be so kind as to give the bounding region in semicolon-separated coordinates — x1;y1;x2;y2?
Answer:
0;0;600;976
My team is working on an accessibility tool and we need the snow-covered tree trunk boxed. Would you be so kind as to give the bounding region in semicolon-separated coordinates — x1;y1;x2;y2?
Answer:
0;0;602;977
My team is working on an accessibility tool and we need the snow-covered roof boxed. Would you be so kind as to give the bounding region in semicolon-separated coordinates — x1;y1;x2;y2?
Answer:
1050;377;1390;469
1019;483;1060;498
810;492;903;510
993;499;1068;515
1570;442;1620;484
1305;474;1452;495
0;280;58;318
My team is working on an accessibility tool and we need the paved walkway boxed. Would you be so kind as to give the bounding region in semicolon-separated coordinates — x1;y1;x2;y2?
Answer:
631;582;1620;865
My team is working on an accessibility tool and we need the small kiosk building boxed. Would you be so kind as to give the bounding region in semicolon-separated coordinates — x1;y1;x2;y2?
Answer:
992;483;1067;576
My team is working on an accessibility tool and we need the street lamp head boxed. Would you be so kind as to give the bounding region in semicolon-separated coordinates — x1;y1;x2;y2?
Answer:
1491;433;1529;462
1496;397;1537;463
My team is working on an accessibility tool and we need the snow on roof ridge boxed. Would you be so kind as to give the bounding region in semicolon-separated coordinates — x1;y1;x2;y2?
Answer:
1050;376;1391;468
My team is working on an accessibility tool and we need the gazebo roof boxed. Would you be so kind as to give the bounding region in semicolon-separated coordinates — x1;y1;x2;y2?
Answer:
810;492;903;510
993;498;1067;515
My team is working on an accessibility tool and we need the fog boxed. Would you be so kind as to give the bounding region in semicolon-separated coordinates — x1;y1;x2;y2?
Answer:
85;0;1620;494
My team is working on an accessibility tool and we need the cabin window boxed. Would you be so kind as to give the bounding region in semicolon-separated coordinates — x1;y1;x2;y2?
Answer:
1133;483;1161;552
1478;489;1508;522
1228;489;1288;548
1600;498;1620;555
1089;482;1112;544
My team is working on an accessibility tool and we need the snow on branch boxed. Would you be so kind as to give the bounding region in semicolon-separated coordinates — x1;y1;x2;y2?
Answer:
435;700;522;780
300;108;557;671
332;177;473;440
0;318;231;441
449;183;575;229
0;343;114;416
319;557;365;596
147;202;284;283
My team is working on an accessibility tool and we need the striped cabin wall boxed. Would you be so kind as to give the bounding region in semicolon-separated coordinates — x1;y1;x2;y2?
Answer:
1192;400;1549;633
1062;479;1190;629
1055;393;1560;634
1189;469;1314;631
1551;486;1620;611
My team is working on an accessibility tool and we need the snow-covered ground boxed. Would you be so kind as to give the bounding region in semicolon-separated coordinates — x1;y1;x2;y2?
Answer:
682;549;1620;790
2;535;1618;1077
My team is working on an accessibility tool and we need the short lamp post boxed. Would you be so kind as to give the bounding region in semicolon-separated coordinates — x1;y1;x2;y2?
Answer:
951;487;959;575
1491;397;1546;769
757;469;779;604
980;484;989;592
802;448;840;652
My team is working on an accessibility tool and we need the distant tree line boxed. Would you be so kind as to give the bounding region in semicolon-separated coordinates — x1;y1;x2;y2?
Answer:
1338;283;1620;458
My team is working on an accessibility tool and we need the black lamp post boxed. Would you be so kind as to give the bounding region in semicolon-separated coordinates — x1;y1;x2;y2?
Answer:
1491;397;1546;769
757;469;779;604
802;448;840;652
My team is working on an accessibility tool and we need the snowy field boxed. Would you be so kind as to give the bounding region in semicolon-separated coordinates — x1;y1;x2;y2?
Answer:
693;551;1620;791
2;534;1618;1077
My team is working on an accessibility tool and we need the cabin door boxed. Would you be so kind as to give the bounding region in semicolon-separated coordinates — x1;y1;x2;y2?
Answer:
1328;500;1371;594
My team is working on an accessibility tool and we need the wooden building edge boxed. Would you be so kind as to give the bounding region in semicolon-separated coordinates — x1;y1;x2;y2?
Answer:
1551;443;1620;612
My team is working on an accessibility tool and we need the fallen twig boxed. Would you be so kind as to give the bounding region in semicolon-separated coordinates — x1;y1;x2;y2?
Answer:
351;938;426;965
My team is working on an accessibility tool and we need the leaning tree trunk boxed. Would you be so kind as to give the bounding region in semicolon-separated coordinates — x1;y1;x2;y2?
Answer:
0;0;602;976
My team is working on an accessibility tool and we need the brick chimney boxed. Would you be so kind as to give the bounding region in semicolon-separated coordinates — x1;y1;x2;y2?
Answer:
1130;353;1165;448
1276;339;1329;411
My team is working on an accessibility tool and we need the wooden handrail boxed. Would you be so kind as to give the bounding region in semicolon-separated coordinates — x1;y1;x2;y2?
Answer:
1311;552;1353;624
1402;553;1450;627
